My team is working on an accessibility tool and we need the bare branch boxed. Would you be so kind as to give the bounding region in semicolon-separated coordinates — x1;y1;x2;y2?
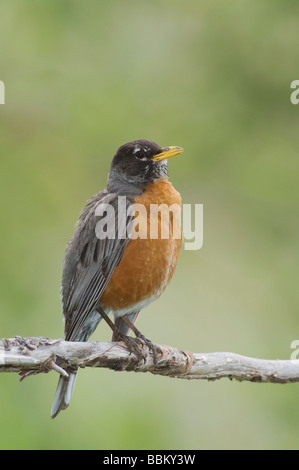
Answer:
1;336;299;384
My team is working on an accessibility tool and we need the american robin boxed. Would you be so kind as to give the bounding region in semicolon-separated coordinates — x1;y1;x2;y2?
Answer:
51;139;184;418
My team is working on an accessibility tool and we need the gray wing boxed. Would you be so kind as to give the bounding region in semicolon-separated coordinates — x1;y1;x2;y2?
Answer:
61;191;134;341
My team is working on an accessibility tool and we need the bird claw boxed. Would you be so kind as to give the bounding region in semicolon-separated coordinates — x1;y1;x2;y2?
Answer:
119;335;147;362
118;334;161;366
134;335;161;366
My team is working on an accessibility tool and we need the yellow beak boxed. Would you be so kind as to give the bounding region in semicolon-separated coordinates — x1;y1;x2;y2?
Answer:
151;146;184;162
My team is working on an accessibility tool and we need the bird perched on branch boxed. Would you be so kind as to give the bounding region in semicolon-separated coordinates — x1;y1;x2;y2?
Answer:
51;139;183;418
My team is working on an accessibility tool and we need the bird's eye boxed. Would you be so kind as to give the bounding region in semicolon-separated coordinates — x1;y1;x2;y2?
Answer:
135;151;144;159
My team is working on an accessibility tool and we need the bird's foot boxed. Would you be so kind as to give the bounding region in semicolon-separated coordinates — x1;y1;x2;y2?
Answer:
134;334;162;366
119;315;162;366
118;334;147;363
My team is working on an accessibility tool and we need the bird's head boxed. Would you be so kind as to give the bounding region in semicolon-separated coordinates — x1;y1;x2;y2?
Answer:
107;139;183;194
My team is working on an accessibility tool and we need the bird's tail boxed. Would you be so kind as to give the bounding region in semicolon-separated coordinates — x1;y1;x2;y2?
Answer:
51;371;77;419
51;309;103;418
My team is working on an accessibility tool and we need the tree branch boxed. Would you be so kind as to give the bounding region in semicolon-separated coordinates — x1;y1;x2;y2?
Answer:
0;336;299;384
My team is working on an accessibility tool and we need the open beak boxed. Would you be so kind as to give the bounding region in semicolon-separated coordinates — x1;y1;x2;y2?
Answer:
151;146;184;162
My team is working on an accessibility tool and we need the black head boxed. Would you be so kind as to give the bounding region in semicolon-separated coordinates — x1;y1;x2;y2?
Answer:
107;139;183;195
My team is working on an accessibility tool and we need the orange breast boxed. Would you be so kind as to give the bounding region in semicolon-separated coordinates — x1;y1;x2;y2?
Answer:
100;179;182;315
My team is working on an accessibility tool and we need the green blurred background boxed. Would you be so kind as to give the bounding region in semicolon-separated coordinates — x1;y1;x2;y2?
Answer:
1;0;299;450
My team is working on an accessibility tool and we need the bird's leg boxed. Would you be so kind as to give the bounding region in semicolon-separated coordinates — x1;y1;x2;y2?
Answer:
121;316;161;366
96;307;146;362
96;306;116;332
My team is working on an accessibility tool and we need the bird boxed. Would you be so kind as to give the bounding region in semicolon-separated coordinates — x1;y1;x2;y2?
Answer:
51;139;184;418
